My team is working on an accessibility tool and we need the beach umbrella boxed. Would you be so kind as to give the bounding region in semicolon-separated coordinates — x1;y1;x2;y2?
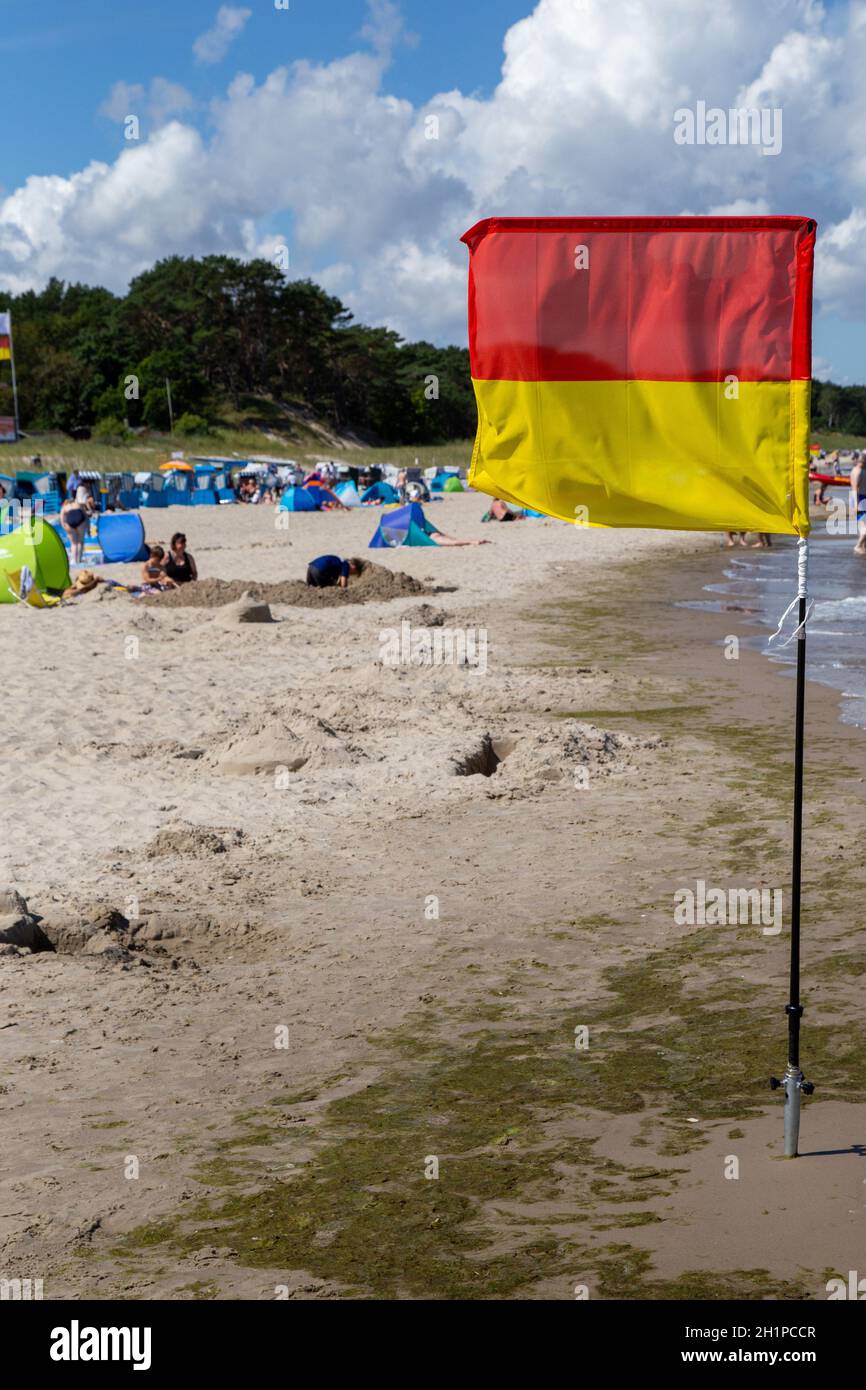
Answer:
463;213;817;1156
159;461;194;472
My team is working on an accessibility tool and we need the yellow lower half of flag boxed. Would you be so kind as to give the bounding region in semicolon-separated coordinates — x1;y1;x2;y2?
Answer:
469;378;810;535
0;347;10;361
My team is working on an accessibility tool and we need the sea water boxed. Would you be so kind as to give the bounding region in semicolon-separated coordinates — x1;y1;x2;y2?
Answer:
678;532;866;730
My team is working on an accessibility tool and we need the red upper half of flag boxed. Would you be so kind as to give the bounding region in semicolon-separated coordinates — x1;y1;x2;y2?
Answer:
461;216;816;383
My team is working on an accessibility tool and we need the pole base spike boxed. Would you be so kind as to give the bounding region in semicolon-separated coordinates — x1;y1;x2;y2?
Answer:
778;1063;815;1157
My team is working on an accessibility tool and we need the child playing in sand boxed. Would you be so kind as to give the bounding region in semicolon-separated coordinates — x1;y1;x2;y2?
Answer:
141;545;178;590
306;555;364;589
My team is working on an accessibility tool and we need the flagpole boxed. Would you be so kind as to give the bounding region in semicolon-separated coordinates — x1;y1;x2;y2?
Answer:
772;536;813;1155
7;310;19;440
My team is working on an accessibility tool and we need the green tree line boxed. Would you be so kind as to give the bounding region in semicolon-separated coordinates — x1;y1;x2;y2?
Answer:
811;378;866;436
0;256;477;444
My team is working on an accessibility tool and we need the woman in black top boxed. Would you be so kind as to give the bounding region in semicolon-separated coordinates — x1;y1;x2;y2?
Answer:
164;532;198;584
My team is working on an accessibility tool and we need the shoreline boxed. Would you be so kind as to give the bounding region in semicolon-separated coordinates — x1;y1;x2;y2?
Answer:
2;501;865;1300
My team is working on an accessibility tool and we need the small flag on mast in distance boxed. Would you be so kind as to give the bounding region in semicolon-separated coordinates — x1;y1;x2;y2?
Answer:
0;311;10;361
461;216;816;536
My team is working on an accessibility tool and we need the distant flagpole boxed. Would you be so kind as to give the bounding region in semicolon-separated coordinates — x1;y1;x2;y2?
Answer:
8;311;19;440
0;308;19;440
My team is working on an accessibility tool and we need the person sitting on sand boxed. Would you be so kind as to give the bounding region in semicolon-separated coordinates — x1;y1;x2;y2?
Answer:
409;483;429;503
306;554;364;589
163;532;198;584
141;545;178;590
60;493;96;565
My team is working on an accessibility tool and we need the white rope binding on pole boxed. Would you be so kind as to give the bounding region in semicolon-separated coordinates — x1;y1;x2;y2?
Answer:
768;536;813;647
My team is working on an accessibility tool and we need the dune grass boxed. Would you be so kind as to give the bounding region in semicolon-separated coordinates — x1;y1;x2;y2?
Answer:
0;429;474;477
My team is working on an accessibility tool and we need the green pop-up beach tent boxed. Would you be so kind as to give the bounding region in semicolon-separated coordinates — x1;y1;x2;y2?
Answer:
0;520;70;602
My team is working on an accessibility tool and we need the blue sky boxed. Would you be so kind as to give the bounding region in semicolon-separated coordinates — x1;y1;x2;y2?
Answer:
0;0;863;383
1;0;529;186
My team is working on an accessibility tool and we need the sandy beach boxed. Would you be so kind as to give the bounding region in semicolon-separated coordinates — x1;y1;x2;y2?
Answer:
1;492;864;1301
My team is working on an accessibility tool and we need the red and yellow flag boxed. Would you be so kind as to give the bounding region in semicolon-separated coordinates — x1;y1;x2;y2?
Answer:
0;338;10;362
461;216;816;535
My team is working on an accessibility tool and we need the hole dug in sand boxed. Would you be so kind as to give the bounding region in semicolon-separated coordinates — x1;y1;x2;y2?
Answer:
450;734;517;778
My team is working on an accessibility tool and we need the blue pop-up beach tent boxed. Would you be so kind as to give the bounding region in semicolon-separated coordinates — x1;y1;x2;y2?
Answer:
362;481;399;504
335;481;361;507
304;484;342;508
279;486;318;512
369;502;439;549
97;512;149;563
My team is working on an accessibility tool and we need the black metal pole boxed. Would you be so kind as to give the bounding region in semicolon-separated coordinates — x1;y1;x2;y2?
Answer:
771;550;813;1156
787;593;806;1070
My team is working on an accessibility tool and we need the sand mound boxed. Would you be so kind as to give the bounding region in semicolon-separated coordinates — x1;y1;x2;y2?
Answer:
398;602;451;627
143;563;433;610
37;905;132;958
208;713;365;777
0;886;50;951
499;721;658;784
145;823;245;859
209;594;275;625
445;722;658;788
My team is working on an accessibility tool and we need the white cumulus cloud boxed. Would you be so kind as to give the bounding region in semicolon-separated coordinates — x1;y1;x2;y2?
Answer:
193;5;251;66
101;78;194;128
1;0;865;359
